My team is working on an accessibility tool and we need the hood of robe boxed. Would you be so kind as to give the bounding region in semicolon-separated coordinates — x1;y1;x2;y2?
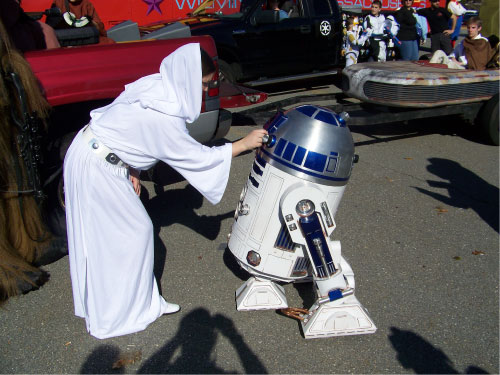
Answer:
123;43;202;124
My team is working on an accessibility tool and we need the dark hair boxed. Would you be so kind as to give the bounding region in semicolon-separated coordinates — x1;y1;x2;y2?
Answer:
371;0;382;7
466;16;482;28
346;17;354;27
200;48;216;77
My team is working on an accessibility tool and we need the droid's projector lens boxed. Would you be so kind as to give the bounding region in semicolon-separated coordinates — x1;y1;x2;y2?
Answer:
296;199;315;217
246;250;261;266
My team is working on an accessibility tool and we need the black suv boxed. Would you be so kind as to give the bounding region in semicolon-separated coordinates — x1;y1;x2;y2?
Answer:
185;0;343;86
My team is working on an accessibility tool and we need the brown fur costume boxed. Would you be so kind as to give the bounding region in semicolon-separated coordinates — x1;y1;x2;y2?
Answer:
0;19;53;305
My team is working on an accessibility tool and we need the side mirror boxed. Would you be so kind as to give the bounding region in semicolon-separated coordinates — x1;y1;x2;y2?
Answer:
254;10;280;24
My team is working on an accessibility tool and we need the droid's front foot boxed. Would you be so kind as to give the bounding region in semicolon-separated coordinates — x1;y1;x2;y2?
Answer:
300;291;376;339
235;277;288;311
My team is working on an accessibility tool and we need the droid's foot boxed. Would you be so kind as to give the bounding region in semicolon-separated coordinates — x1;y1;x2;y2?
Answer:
301;294;376;338
235;277;288;311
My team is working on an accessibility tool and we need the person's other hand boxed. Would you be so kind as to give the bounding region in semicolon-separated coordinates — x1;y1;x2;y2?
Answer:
443;29;453;35
129;168;141;196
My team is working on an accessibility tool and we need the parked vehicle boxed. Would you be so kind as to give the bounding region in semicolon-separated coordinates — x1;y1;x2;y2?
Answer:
134;0;344;86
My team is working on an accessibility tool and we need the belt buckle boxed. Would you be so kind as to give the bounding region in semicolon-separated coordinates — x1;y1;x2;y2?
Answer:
105;153;120;165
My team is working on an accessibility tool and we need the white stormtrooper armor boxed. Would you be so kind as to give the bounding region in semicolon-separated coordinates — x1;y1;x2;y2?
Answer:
227;105;376;339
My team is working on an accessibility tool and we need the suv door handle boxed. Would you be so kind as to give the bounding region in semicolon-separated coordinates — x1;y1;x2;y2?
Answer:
299;25;311;33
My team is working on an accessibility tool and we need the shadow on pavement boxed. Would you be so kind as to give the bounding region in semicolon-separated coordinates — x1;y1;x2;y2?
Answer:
389;327;488;374
415;157;499;233
137;308;267;374
79;310;267;374
80;344;124;374
139;182;233;292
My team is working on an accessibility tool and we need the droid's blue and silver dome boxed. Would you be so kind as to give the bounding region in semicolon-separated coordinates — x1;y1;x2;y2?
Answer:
259;105;355;186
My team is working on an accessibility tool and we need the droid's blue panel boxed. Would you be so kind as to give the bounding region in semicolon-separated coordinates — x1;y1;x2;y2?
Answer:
304;151;327;172
292;146;306;165
264;112;288;134
315;110;335;125
261;149;349;182
274;138;287;157
326;157;338;173
296;105;317;118
283;142;296;161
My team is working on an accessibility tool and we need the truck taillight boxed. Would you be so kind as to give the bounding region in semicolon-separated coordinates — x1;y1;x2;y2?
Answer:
208;58;220;97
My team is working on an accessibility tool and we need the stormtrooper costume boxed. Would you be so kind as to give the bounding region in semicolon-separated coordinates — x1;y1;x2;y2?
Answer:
363;14;389;62
63;43;232;339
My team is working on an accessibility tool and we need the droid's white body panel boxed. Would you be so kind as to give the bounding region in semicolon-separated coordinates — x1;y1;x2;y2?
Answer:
228;160;347;283
227;105;376;338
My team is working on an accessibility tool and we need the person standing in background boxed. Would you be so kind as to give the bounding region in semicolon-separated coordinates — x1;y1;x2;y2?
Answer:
418;0;456;55
394;0;420;60
447;0;467;47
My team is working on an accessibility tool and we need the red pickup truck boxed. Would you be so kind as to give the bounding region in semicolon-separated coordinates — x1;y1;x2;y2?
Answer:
25;35;231;144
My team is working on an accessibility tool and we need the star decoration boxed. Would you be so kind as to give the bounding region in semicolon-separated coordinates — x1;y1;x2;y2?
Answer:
143;0;164;15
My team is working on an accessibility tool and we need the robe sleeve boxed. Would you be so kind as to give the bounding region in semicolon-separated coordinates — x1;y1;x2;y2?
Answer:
141;117;233;205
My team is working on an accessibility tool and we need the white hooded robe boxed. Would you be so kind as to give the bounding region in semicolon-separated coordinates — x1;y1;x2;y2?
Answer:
63;43;232;339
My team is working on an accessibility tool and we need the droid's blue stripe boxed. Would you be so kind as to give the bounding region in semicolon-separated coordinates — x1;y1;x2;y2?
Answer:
255;153;267;168
283;142;296;161
261;149;349;182
252;162;263;176
275;224;294;250
249;174;259;188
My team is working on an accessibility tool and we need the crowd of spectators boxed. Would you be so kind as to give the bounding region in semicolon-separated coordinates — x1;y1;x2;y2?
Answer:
342;0;497;70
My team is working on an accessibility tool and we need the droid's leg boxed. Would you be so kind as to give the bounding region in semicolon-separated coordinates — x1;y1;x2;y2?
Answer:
235;277;288;311
295;200;376;338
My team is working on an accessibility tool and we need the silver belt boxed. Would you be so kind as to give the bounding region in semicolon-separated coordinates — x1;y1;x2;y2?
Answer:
81;126;128;168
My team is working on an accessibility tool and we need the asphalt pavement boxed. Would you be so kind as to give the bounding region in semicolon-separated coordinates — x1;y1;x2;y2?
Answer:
0;77;498;374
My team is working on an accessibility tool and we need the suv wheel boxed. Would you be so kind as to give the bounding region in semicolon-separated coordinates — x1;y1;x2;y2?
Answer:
218;59;236;84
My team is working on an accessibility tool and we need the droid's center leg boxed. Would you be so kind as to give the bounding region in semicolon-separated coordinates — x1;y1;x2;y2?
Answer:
235;277;288;311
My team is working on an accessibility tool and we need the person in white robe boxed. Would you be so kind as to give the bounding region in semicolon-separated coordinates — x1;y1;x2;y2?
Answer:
63;43;267;339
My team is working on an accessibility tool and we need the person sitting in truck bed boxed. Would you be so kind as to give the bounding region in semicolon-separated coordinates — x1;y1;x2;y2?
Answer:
47;0;111;42
430;16;495;70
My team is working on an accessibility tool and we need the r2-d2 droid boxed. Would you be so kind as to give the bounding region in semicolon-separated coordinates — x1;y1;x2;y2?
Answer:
227;105;376;339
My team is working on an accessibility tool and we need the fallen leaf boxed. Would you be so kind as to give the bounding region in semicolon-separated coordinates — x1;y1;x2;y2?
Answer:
472;250;485;255
64;342;71;346
435;206;448;214
112;351;142;369
197;255;203;260
386;177;394;182
453;256;461;260
404;157;413;160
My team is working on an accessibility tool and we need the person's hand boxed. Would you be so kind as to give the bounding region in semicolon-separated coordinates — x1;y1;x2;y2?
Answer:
443;29;453;35
232;129;268;157
129;168;141;196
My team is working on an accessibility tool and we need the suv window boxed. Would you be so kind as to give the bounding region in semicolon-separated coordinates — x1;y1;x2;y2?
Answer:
311;0;332;16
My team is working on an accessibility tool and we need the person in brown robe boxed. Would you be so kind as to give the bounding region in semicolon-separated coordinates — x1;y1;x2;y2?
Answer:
450;17;495;70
